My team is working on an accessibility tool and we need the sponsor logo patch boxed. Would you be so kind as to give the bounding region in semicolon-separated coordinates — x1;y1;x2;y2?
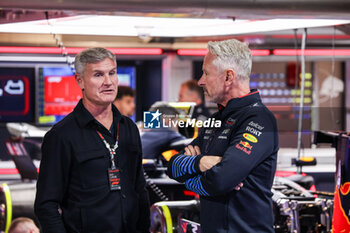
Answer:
226;117;236;126
205;129;213;134
245;126;262;137
248;121;264;130
243;133;258;143
235;141;252;155
239;140;252;150
222;129;231;134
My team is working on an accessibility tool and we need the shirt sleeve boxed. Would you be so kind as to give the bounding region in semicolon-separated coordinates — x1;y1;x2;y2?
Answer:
185;112;278;196
166;129;204;183
34;129;71;233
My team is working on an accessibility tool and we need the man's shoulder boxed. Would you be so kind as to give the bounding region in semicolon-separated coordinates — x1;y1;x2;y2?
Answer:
46;113;77;138
231;102;277;130
241;101;275;119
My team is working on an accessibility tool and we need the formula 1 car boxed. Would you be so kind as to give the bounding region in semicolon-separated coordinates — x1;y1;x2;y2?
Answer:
150;176;334;233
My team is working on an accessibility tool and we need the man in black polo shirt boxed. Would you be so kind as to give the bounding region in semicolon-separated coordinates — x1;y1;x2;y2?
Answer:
34;47;150;233
168;39;278;233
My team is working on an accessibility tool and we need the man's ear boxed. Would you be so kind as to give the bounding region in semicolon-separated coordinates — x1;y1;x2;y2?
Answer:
75;73;84;90
225;69;235;85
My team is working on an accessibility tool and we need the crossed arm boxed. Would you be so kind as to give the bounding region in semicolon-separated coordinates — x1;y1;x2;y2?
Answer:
168;115;275;196
173;145;243;195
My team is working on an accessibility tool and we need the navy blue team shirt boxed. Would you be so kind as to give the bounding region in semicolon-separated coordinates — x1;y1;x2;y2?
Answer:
168;90;279;233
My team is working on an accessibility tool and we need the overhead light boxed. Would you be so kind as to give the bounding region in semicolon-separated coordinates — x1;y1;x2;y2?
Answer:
273;49;350;56
177;49;208;56
177;49;270;56
0;15;348;37
0;46;163;55
3;46;350;57
250;50;271;56
108;48;163;55
272;35;350;40
0;46;61;54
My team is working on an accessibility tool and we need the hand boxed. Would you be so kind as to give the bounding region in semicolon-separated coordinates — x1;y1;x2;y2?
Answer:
235;182;244;191
184;145;201;156
199;156;222;172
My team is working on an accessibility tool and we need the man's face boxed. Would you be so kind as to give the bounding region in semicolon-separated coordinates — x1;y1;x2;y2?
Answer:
76;58;118;107
178;85;197;103
114;96;135;117
198;52;225;104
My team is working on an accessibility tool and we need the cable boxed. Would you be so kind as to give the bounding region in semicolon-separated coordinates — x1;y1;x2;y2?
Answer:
293;29;306;153
297;28;307;174
292;29;300;134
330;26;336;130
293;29;299;92
144;172;169;201
45;11;75;72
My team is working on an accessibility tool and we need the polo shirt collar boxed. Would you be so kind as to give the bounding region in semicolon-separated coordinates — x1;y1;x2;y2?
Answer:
74;99;123;128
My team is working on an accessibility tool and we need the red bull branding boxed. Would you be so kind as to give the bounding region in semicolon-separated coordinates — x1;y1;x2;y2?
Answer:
235;140;252;155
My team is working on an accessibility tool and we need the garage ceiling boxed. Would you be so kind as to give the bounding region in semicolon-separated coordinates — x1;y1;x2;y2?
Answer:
1;0;350;20
0;0;349;49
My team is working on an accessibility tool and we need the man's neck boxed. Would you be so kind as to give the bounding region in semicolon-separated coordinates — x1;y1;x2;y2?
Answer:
220;84;250;107
83;98;113;130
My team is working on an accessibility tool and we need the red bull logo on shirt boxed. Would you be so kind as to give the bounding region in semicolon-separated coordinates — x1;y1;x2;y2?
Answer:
239;140;252;149
235;140;253;155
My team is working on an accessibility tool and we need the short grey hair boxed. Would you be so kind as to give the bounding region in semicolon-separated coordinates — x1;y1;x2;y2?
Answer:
208;39;252;81
74;47;116;75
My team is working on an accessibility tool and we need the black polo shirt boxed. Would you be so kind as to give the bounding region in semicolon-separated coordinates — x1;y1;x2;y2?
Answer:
35;99;150;233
